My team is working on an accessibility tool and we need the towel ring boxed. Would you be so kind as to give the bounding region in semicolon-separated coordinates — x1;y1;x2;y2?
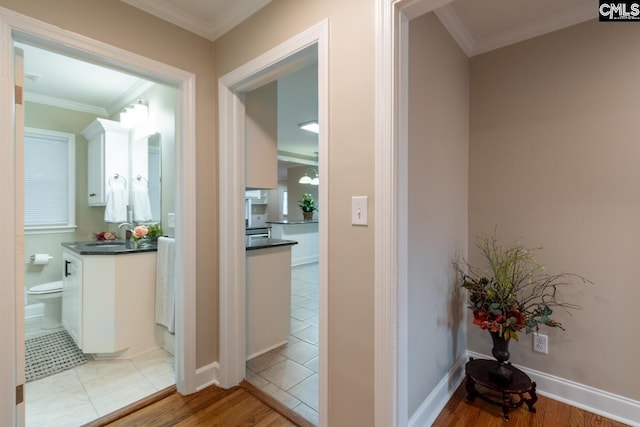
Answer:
136;175;148;184
108;173;127;188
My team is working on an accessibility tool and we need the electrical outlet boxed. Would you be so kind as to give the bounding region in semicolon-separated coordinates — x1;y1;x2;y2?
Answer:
533;333;548;354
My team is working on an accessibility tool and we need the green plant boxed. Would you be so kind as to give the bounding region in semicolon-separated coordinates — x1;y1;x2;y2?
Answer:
453;231;590;341
146;223;163;238
298;193;318;213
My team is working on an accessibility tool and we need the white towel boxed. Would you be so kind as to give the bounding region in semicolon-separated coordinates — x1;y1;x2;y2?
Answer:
104;184;127;223
155;236;175;333
132;183;153;222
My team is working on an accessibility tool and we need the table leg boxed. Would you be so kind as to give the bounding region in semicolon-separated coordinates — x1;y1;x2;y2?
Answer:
465;375;477;403
525;381;538;413
501;392;510;421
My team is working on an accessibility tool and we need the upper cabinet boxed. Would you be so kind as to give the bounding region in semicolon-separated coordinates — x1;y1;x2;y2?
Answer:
245;81;278;189
82;119;129;206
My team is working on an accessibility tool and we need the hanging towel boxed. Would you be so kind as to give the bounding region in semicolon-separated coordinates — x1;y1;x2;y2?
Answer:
156;236;175;333
132;182;153;222
104;183;127;223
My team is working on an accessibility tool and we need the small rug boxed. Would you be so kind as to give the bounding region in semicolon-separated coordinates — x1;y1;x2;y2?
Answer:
25;330;88;383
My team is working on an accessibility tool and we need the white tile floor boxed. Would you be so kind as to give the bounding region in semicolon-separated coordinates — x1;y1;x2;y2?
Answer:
24;319;175;427
246;262;319;425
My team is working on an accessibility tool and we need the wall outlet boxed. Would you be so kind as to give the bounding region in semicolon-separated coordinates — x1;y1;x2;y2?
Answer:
533;333;548;354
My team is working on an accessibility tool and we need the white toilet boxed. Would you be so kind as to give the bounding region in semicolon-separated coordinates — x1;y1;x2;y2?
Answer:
27;280;63;329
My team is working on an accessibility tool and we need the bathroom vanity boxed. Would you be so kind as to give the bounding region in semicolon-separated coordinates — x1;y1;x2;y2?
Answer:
61;241;158;357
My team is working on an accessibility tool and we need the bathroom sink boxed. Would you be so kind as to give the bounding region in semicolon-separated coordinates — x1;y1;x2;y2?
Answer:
85;241;126;248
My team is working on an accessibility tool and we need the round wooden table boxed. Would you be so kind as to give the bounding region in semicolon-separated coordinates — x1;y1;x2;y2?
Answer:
464;358;538;421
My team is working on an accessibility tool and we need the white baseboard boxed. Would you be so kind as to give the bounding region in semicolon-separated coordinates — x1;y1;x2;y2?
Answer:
408;355;467;427
467;351;640;427
291;255;318;267
196;361;220;391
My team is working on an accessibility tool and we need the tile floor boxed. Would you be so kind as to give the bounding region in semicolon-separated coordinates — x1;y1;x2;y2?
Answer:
24;319;175;427
246;262;320;425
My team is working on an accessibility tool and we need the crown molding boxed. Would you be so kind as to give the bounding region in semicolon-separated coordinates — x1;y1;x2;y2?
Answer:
434;5;474;57
24;92;107;115
121;0;271;41
471;3;597;56
435;2;597;57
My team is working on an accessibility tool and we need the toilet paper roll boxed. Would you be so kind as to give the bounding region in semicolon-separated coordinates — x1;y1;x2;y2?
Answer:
32;254;51;265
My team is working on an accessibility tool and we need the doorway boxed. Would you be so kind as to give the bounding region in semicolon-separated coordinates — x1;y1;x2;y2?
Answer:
218;21;328;427
0;10;197;426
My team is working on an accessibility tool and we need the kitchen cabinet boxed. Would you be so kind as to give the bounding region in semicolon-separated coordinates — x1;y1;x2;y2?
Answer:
61;248;158;356
245;81;277;189
81;118;130;206
246;245;292;359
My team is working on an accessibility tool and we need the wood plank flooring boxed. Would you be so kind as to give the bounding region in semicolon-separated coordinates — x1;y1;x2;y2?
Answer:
85;377;630;427
86;382;311;427
432;380;631;427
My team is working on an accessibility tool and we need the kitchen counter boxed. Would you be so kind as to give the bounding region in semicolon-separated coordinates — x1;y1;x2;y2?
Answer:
62;240;158;255
245;236;297;251
267;220;318;225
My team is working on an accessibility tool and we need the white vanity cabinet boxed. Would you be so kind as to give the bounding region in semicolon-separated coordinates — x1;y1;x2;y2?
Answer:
61;248;158;356
81;118;129;206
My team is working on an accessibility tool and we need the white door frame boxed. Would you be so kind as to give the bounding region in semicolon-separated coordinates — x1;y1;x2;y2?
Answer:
218;20;329;426
0;7;197;426
374;0;454;426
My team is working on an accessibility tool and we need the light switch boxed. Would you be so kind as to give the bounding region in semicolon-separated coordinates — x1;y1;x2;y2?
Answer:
167;212;176;228
352;196;368;226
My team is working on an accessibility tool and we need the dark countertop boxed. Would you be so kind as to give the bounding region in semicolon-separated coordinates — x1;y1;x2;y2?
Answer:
246;236;298;251
62;240;158;255
267;220;318;225
246;225;271;230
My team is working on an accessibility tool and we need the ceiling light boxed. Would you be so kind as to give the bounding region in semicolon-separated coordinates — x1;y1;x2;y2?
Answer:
299;173;313;184
299;120;319;134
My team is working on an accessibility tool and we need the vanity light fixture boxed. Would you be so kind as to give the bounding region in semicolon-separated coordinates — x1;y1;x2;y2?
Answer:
119;99;148;129
298;120;319;134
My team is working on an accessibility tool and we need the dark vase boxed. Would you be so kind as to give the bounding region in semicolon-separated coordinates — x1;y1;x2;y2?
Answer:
488;331;513;385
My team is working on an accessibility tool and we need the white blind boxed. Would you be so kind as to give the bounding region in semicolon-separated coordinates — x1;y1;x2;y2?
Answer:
24;131;72;227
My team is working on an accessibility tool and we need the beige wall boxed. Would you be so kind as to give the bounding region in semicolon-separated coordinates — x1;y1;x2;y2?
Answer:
469;19;640;400
215;0;376;423
407;13;469;416
0;0;218;367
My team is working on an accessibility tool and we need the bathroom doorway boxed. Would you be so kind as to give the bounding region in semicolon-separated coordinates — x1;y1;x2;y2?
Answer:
19;39;179;426
1;12;197;426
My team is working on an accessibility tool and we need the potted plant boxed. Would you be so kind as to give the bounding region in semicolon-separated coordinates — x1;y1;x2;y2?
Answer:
298;193;318;220
453;231;590;384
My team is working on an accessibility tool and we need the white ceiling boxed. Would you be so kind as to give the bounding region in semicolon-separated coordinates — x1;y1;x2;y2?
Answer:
16;0;597;164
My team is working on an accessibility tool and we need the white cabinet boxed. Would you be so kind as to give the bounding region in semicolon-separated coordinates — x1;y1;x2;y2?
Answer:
62;250;83;347
246;246;292;359
245;81;278;189
82;118;129;206
61;248;158;356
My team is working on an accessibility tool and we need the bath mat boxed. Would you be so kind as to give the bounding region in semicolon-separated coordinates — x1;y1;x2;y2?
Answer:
25;330;88;383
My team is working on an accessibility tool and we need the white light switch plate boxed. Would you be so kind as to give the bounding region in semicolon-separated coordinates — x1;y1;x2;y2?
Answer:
352;196;368;226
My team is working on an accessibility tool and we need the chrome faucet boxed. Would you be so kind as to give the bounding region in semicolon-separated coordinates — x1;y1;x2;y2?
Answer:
118;222;134;240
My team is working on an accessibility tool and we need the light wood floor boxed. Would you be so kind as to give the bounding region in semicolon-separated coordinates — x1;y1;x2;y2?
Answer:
85;378;630;427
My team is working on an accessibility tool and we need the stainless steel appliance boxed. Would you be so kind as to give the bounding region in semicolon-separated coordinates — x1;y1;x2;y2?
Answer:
245;226;270;238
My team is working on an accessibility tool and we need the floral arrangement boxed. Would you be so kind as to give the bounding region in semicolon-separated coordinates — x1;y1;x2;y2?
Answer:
131;224;163;242
298;193;318;212
453;232;589;341
94;231;117;241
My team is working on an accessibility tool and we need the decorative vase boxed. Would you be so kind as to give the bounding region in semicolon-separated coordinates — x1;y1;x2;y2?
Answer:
136;237;151;249
488;331;513;385
303;211;313;220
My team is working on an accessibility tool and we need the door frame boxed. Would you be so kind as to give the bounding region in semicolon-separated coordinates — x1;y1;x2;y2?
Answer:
374;0;455;426
0;7;197;426
218;20;329;426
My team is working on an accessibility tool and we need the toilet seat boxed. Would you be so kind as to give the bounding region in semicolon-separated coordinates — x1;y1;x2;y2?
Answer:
28;280;63;295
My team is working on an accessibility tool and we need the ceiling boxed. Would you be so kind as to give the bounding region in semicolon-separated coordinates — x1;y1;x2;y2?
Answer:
16;0;597;166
